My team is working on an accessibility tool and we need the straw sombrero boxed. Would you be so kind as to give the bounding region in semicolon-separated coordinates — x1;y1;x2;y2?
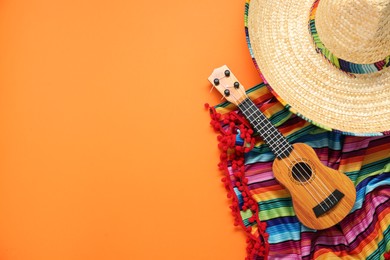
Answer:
245;0;390;136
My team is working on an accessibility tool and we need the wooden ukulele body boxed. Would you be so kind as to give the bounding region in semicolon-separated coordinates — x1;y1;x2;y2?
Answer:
272;143;356;230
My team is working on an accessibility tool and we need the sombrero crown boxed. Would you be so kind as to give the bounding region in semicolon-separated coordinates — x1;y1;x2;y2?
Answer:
246;0;390;135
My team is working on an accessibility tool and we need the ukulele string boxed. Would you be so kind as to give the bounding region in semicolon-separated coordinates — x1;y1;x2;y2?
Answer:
239;98;329;208
268;135;335;207
256;109;337;205
271;135;337;206
235;90;339;210
262;116;336;208
215;73;330;209
236;94;337;206
288;149;338;204
214;72;335;212
291;150;336;195
230;92;326;209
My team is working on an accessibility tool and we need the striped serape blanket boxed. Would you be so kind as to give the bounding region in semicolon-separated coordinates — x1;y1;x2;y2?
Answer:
208;83;390;259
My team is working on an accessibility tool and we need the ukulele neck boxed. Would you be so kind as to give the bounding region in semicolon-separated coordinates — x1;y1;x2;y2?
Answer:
238;98;293;159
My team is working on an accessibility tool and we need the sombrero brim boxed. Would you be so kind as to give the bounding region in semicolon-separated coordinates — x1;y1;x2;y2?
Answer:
245;0;390;136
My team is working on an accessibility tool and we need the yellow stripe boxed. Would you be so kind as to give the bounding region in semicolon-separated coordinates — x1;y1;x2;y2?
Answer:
362;149;390;165
253;189;290;202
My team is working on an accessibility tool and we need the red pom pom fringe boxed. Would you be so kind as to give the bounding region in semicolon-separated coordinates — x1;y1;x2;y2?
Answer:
208;105;269;260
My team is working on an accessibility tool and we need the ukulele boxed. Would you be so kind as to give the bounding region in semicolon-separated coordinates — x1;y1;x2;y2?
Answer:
208;65;356;230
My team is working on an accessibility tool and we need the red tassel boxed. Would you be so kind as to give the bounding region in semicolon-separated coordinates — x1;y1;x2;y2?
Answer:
207;105;269;260
232;163;238;170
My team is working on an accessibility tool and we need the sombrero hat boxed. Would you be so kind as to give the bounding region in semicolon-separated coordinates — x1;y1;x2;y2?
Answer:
245;0;390;136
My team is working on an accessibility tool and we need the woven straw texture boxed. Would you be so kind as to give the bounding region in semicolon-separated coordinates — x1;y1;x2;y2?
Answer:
246;0;390;135
315;0;390;64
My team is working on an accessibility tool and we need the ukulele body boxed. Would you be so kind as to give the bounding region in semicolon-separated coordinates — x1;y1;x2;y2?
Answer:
272;143;356;230
208;65;356;229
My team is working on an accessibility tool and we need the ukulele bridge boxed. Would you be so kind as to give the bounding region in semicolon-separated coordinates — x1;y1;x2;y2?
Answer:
313;189;345;218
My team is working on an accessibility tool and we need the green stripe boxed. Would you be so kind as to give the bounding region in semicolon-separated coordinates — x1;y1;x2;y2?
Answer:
259;206;295;220
356;161;390;185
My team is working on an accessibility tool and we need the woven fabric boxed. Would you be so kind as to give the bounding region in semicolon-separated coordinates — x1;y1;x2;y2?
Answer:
209;83;390;259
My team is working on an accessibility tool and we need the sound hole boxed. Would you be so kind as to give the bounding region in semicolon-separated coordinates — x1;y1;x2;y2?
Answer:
291;162;312;183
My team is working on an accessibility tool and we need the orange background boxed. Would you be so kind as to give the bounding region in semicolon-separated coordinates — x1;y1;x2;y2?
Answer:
0;1;261;259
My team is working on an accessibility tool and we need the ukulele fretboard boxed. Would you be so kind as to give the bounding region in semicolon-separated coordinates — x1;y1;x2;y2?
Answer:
238;98;293;159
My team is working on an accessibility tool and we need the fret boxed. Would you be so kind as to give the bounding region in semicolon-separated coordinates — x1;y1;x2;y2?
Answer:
238;98;293;159
276;144;293;158
247;113;258;122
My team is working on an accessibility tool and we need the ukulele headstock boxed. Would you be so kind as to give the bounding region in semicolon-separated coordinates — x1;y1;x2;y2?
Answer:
208;65;247;105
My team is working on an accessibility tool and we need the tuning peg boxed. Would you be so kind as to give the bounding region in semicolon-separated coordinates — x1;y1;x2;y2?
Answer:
234;82;240;89
224;70;230;77
214;78;220;86
224;89;230;97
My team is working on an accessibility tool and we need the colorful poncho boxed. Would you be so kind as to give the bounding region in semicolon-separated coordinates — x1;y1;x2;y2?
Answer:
208;82;390;259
